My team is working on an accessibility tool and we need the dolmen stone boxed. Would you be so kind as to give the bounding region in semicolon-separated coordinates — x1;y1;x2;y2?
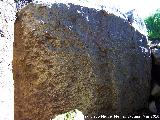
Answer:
149;40;160;114
150;40;160;65
14;3;151;120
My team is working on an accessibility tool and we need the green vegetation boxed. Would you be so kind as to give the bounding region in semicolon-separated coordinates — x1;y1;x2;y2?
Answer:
64;110;75;120
144;9;160;40
53;109;83;120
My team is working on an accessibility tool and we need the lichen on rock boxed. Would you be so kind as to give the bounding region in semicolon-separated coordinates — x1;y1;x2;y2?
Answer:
14;2;151;120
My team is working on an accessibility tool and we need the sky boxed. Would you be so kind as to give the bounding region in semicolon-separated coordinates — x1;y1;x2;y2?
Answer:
82;0;160;18
34;0;160;18
110;0;160;18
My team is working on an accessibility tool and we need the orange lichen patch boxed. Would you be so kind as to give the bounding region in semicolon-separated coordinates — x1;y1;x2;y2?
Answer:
14;12;96;119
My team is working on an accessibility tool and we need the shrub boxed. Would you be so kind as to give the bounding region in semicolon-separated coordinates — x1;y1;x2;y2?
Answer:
145;9;160;40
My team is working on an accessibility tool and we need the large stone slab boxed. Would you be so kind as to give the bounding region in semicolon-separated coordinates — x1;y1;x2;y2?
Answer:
14;3;151;120
150;40;160;65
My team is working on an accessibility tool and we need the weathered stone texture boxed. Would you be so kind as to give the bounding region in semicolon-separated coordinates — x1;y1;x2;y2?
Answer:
150;40;160;65
14;3;151;120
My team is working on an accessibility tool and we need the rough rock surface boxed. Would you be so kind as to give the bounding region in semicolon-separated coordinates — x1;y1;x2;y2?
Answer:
150;40;160;96
150;40;160;65
14;3;151;120
152;49;160;65
148;40;160;114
